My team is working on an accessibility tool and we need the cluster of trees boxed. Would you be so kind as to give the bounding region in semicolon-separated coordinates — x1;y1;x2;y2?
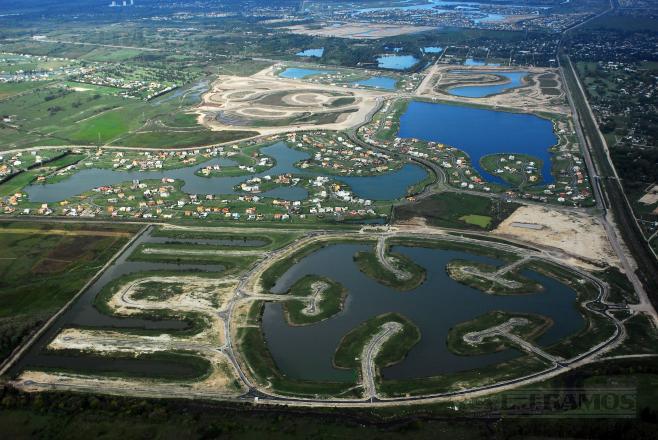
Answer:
0;316;42;362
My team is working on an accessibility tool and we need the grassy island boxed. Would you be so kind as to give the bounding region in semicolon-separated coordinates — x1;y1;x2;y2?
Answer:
334;313;420;370
447;310;553;356
446;259;543;295
353;250;426;291
283;275;347;325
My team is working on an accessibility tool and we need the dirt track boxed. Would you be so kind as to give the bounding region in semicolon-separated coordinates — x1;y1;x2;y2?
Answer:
197;65;386;136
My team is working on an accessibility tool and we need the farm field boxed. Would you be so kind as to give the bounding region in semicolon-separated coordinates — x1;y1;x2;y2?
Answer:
0;221;138;362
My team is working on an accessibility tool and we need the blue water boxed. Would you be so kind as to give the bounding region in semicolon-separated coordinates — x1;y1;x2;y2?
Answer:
296;48;324;57
377;55;418;70
279;68;333;79
25;142;428;203
398;101;557;185
464;58;501;67
423;46;443;53
449;71;527;98
351;76;398;90
341;164;427;200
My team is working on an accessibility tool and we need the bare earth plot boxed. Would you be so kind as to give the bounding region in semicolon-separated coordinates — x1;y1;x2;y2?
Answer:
284;22;435;39
493;205;619;269
196;66;384;136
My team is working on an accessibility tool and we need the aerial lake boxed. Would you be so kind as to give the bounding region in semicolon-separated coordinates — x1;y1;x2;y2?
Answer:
377;55;418;70
262;243;583;381
448;71;528;98
10;228;224;376
279;68;333;79
354;1;507;22
422;46;444;54
463;58;501;67
296;48;324;57
398;101;557;185
25;142;428;203
351;76;398;90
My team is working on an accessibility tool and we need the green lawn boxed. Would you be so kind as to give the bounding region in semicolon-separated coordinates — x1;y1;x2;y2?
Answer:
0;80;254;150
69;108;134;143
459;214;492;228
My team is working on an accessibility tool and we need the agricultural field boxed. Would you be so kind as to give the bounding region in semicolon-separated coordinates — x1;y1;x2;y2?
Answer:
0;221;138;362
0;80;256;150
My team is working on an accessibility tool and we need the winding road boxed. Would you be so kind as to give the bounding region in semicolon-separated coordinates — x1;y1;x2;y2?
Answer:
361;322;403;401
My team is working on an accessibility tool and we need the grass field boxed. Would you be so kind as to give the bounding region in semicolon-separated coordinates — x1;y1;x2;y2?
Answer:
0;222;138;362
0;81;255;150
458;214;492;228
394;192;518;230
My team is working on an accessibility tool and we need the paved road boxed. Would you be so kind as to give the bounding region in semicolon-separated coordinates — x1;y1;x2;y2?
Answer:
361;322;403;401
303;281;328;315
465;318;564;365
375;235;410;280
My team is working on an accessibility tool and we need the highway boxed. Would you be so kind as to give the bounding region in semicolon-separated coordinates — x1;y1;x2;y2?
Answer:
560;54;658;327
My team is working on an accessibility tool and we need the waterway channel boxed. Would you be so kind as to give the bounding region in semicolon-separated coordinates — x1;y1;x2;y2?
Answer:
25;142;428;203
9;227;228;377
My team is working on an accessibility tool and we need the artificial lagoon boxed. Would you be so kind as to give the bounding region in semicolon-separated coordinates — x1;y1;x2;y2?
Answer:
296;48;324;58
262;243;583;381
279;68;334;79
448;71;528;98
377;55;418;70
351;76;398;90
